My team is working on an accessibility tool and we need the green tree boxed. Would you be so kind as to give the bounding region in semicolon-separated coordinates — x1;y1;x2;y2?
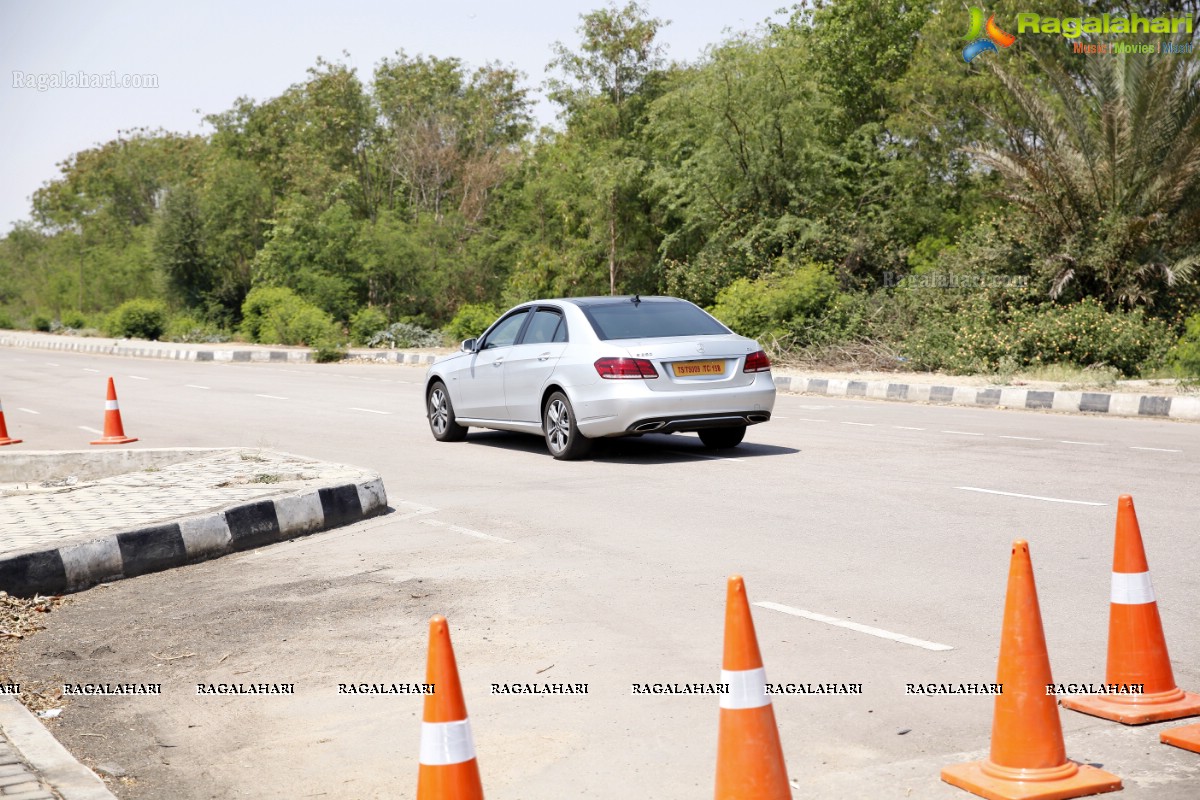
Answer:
972;40;1200;308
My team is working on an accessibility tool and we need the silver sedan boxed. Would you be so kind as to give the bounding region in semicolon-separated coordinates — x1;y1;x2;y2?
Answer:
424;296;776;459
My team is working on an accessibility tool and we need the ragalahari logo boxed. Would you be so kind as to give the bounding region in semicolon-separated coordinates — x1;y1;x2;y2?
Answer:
962;8;1017;62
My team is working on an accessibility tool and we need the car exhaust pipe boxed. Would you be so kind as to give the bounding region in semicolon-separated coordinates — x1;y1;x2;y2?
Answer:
747;414;770;423
633;421;666;432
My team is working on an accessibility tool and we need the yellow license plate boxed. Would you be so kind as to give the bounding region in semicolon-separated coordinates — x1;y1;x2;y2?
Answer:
672;360;725;377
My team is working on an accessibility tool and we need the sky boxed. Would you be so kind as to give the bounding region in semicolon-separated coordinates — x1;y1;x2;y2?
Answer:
0;0;793;234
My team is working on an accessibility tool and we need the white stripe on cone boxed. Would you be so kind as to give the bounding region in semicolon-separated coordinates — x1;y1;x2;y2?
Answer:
419;719;477;766
105;400;119;411
720;667;770;710
1111;571;1155;604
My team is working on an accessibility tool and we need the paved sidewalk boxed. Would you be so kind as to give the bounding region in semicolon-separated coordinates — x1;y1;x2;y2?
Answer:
0;448;388;596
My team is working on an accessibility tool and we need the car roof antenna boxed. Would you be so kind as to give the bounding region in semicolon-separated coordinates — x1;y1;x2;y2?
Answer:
631;294;640;306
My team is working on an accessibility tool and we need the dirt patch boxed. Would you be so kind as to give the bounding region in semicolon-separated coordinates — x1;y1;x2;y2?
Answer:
0;592;70;716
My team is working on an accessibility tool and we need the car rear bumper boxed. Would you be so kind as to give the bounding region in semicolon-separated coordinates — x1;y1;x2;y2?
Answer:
625;411;772;434
572;376;777;438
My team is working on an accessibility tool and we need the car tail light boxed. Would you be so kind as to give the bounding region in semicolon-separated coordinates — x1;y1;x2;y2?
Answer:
595;357;658;379
744;350;771;373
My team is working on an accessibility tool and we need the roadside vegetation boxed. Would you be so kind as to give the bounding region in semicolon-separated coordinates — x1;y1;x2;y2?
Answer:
1;1;1198;378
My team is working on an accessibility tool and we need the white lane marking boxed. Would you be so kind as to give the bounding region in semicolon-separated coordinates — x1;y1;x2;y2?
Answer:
956;486;1106;506
82;368;100;373
1130;446;1181;453
395;380;413;384
394;501;439;521
840;421;875;427
1060;440;1105;446
755;601;954;652
16;408;39;415
255;394;289;400
773;416;789;419
46;362;59;367
795;405;833;410
349;407;392;415
127;375;149;381
420;518;512;543
892;425;925;431
943;430;984;437
185;384;210;390
794;418;826;423
998;435;1042;441
78;426;102;435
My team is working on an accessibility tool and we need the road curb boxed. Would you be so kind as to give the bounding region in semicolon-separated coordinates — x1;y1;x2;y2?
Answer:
772;375;1200;421
0;333;440;366
0;697;116;799
0;476;388;597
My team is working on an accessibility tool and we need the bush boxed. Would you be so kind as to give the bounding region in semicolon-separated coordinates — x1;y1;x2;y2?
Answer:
349;307;389;346
444;303;501;343
240;286;342;347
1168;314;1200;378
31;313;52;332
60;311;87;330
708;264;838;344
902;295;1170;377
367;322;445;348
105;299;168;340
0;310;12;330
313;338;347;363
163;313;229;343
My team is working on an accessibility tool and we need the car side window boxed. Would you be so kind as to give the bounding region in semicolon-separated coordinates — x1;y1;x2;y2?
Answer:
479;310;529;350
521;309;567;345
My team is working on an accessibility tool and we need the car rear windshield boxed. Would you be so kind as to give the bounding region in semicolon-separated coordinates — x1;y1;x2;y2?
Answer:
581;300;730;340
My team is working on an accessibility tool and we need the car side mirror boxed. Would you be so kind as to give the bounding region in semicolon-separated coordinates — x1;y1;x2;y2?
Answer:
461;338;477;353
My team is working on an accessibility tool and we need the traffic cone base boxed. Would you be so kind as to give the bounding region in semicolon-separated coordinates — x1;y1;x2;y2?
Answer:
941;760;1122;800
90;434;138;445
0;436;20;446
1061;688;1200;725
1161;723;1200;754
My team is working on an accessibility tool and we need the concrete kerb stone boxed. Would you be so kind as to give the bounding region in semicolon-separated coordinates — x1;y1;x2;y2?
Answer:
774;374;1200;421
0;698;116;800
0;452;389;597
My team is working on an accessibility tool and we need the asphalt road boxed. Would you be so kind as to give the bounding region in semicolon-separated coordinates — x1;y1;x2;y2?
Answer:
3;347;1200;799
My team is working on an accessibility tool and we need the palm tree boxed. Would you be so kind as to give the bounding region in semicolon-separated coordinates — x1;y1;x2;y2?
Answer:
970;30;1200;308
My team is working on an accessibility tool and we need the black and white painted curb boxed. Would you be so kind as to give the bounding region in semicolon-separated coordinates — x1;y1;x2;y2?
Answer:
0;477;388;597
773;375;1200;421
0;334;439;366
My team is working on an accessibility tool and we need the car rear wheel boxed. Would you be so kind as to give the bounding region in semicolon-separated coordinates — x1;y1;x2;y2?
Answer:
698;426;746;449
543;391;592;460
427;381;468;442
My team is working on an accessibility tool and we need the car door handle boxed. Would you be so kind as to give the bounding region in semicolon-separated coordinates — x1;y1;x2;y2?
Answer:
537;352;552;361
492;358;504;367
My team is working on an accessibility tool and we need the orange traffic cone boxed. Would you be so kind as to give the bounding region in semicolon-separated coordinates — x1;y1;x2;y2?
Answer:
1162;723;1200;754
90;377;138;445
417;615;483;800
714;575;791;800
1061;495;1200;725
0;397;22;446
941;541;1122;800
